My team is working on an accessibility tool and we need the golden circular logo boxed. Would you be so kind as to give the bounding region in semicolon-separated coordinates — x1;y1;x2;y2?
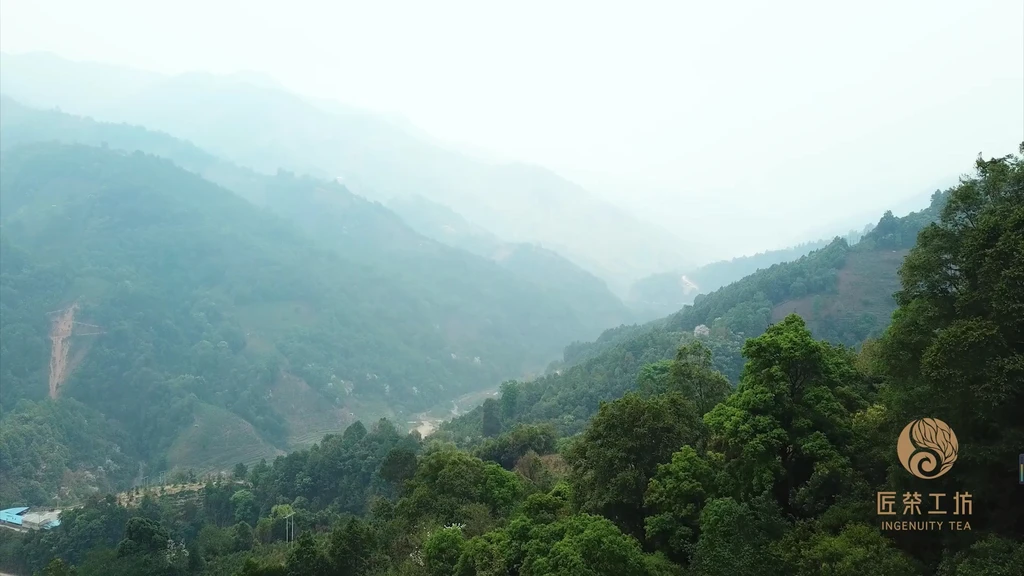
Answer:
897;418;958;479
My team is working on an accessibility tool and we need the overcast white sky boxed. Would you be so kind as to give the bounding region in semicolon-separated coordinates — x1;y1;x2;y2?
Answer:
2;0;1022;258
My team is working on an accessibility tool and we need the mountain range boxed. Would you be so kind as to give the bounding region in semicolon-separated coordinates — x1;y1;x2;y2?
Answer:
0;51;965;509
439;190;949;440
626;224;879;319
0;51;694;295
0;97;634;503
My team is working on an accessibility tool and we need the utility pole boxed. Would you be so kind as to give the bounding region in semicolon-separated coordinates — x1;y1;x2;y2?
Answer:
284;513;296;544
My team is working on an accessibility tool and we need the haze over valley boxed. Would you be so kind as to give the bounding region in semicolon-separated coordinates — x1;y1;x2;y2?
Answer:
0;2;1022;575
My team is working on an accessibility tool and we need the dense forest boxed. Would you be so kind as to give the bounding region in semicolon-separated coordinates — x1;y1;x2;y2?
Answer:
0;146;1019;576
438;181;953;444
0;128;633;504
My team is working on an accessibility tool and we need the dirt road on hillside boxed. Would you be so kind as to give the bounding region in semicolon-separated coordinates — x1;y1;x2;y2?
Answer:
409;387;500;437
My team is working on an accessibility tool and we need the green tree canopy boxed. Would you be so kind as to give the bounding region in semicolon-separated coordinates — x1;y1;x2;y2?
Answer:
566;391;701;539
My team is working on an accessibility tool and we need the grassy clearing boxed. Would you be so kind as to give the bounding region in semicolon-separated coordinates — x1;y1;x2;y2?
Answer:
771;248;908;341
166;403;284;475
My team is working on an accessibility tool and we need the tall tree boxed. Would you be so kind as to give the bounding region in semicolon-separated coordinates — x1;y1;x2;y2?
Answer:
115;517;171;558
878;146;1024;546
566;391;700;539
640;341;733;416
39;559;77;576
285;531;330;576
482;398;502;438
328;517;377;575
379;447;418;487
703;315;870;518
499;380;521;421
644;446;725;563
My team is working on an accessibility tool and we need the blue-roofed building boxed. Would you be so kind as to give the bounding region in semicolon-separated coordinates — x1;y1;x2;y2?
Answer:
0;507;61;530
0;507;29;526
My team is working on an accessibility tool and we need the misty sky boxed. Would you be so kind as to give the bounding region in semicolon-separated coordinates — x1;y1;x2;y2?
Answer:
2;0;1022;259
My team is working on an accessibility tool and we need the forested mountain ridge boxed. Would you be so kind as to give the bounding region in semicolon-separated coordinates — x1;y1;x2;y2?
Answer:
0;96;416;252
0;140;627;505
627;225;876;319
0;97;637;336
0;51;162;112
437;186;952;442
386;193;633;328
664;190;949;340
628;239;832;316
385;194;505;257
1;146;1020;576
0;51;695;293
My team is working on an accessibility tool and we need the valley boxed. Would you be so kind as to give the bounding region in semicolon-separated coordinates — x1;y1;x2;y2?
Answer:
433;194;949;443
0;132;634;503
409;387;503;438
0;36;1020;576
0;118;952;501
